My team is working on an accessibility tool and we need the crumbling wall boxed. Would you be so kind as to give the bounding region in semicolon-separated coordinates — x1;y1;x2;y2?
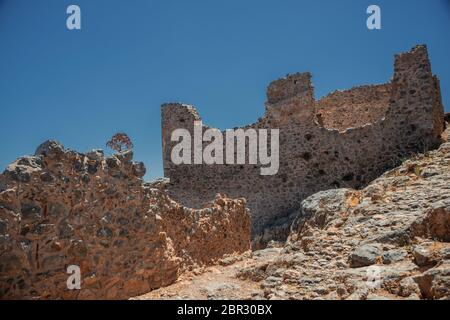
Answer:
315;84;391;131
0;141;251;299
161;45;445;246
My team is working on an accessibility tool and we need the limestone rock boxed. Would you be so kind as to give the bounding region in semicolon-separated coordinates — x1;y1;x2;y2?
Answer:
140;135;450;300
382;249;408;264
349;244;382;268
35;140;65;157
414;260;450;299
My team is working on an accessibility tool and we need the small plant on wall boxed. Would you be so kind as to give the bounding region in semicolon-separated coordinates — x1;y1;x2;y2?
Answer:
106;133;134;153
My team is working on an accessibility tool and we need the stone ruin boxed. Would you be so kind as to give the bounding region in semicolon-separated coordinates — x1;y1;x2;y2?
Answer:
0;44;447;300
161;45;446;245
0;141;250;299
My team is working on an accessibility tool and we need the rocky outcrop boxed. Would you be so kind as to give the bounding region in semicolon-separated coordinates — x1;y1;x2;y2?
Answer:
0;141;251;299
242;138;450;300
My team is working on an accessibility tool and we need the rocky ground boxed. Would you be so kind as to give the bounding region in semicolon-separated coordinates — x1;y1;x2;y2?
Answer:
136;127;450;300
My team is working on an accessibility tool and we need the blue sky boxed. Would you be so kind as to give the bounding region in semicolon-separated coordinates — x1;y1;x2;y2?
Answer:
0;0;449;180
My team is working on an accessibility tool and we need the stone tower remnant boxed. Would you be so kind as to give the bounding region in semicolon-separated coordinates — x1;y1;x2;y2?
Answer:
161;45;445;245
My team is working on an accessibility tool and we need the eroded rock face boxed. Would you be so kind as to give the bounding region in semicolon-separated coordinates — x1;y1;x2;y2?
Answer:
0;141;251;299
238;139;450;300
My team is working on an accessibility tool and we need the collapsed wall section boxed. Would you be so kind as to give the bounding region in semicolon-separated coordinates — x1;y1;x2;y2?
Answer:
315;84;391;131
0;141;251;299
161;45;445;245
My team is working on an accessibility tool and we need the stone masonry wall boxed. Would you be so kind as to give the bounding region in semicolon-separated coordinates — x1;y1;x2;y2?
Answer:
315;83;391;131
161;45;446;245
0;141;251;299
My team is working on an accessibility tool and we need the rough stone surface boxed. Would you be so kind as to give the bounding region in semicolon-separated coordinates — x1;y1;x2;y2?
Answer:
0;142;251;299
139;135;450;300
161;45;445;246
349;244;382;268
382;249;408;264
1;44;448;301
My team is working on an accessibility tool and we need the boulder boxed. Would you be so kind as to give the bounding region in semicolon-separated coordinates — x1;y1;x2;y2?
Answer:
35;140;65;157
349;244;382;268
382;249;408;264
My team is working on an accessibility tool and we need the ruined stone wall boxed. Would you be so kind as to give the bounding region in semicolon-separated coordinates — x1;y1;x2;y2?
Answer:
0;141;251;299
315;84;391;131
161;45;445;245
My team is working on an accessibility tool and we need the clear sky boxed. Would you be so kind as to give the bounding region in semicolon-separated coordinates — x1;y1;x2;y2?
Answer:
0;0;449;180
